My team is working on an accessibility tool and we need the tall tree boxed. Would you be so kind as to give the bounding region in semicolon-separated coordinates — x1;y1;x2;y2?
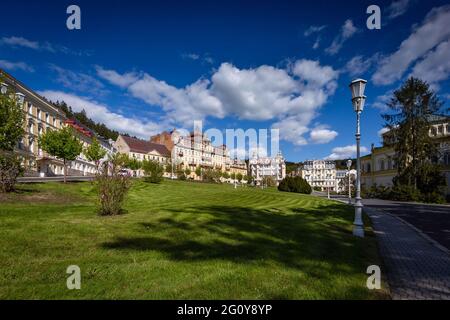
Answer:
38;126;83;183
0;85;25;192
382;77;444;191
84;138;107;172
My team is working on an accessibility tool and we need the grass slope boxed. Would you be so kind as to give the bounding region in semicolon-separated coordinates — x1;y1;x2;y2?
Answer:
0;180;388;299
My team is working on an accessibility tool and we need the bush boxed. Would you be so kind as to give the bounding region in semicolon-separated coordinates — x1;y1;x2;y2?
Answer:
142;160;164;183
95;157;131;216
420;191;446;204
0;151;23;193
278;176;312;194
262;176;277;187
202;168;222;183
388;184;421;202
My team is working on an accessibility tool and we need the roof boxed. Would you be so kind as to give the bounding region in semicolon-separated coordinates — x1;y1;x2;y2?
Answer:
121;135;170;156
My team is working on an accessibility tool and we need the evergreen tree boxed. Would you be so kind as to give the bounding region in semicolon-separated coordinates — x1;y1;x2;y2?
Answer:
382;77;446;194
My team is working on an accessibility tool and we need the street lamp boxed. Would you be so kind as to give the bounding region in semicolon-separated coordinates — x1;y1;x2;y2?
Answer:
349;79;367;238
347;159;352;204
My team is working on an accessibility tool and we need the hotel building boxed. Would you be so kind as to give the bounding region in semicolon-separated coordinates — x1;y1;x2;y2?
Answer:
115;135;171;176
301;160;336;191
249;152;286;186
361;114;450;194
1;70;115;177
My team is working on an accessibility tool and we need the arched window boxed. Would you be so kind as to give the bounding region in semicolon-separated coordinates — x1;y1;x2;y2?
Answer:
379;159;385;171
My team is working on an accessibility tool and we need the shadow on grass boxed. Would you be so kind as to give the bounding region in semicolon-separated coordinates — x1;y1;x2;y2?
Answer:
102;203;374;279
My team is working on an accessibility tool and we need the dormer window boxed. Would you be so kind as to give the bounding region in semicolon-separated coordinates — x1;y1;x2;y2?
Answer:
0;82;8;94
15;92;25;105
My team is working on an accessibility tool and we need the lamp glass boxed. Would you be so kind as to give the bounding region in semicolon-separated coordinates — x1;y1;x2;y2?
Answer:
349;79;367;99
347;159;352;168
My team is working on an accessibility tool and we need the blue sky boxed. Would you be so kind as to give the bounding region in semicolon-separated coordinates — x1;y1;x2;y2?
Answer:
0;0;449;162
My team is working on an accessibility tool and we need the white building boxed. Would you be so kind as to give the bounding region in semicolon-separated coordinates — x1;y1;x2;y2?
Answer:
249;152;286;186
336;169;357;193
301;160;336;191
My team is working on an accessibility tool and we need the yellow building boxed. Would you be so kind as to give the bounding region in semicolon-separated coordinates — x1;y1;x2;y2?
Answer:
361;114;450;194
1;70;68;176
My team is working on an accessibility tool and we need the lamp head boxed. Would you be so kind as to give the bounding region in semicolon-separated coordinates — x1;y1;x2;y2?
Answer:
349;79;367;112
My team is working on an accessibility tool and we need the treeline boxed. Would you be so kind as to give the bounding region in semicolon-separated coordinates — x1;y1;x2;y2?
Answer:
53;101;133;141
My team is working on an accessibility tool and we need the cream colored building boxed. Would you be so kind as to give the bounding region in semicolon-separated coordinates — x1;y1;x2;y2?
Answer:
115;135;170;176
249;152;286;186
301;160;336;191
2;70;67;176
361;114;450;194
1;70;115;177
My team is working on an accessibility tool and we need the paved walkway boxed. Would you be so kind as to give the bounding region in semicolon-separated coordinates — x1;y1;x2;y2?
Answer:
365;207;450;300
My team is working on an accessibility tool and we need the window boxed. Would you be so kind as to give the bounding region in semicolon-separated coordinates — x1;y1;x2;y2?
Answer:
28;103;32;114
45;113;49;122
37;109;41;120
53;117;56;126
438;125;443;134
379;159;385;171
431;127;437;136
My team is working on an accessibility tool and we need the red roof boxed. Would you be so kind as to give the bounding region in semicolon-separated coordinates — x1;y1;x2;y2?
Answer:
121;135;170;156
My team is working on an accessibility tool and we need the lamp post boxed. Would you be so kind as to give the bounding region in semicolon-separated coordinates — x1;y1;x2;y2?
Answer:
347;159;352;204
349;79;367;238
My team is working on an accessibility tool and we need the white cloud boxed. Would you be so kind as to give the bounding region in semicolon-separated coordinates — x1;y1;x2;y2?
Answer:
372;5;450;85
344;54;381;77
97;59;339;145
325;19;358;55
309;126;338;144
50;65;106;95
410;40;450;88
1;36;39;49
95;65;139;88
304;25;326;37
387;0;412;19
0;35;90;56
371;90;393;111
0;59;34;72
38;90;165;139
326;145;369;160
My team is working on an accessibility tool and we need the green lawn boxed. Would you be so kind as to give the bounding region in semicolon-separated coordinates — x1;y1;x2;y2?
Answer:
0;180;388;299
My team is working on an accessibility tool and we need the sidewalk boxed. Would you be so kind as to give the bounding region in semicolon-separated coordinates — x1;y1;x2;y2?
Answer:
365;206;450;300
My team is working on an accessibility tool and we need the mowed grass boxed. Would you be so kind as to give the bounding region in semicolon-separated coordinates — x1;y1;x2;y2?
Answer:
0;180;388;299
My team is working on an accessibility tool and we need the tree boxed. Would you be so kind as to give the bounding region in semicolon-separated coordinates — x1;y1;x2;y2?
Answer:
0;84;25;192
262;176;276;187
38;126;83;183
230;172;236;181
84;138;106;172
184;168;191;176
195;166;202;178
222;172;230;180
246;175;254;185
278;176;312;194
95;153;132;216
382;77;446;196
236;173;243;183
142;160;164;183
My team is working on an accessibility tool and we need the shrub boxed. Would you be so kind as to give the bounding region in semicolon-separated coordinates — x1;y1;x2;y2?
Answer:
95;156;131;216
142;160;164;183
420;191;446;204
278;176;312;194
0;151;23;193
262;176;277;187
388;184;421;202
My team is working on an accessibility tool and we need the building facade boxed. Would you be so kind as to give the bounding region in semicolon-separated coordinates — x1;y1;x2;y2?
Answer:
151;129;238;180
249;152;286;186
361;115;450;194
1;70;117;177
301;160;337;191
2;71;67;176
115;135;171;176
65;119;116;176
336;169;357;193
